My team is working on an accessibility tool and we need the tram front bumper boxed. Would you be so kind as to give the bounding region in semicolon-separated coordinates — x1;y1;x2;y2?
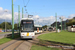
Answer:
21;36;35;39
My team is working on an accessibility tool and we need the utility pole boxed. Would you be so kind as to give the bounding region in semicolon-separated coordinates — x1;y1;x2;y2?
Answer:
55;13;57;33
65;21;66;30
12;0;14;38
18;5;20;36
22;7;23;18
61;17;62;31
4;11;7;32
5;17;6;32
43;20;44;25
37;18;39;25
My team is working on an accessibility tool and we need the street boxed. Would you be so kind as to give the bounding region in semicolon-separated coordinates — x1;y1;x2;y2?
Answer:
0;33;18;39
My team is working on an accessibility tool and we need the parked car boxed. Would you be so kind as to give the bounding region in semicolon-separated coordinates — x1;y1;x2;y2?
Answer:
48;27;53;31
2;30;5;32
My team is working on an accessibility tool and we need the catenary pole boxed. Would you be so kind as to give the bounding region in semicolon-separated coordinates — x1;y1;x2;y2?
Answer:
56;13;57;33
65;21;66;30
18;5;20;36
12;0;14;38
61;18;62;31
22;7;23;18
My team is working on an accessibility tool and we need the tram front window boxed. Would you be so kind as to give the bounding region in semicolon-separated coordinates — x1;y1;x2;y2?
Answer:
21;20;34;32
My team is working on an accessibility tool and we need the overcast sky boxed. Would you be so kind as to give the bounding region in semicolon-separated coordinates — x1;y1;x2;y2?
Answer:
0;0;75;25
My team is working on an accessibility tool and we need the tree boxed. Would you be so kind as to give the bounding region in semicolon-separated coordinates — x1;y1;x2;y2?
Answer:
0;22;5;29
42;25;47;29
0;22;12;29
66;19;75;26
8;22;11;25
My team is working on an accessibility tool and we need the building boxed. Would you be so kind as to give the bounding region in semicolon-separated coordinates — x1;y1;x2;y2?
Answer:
0;29;2;32
51;21;66;30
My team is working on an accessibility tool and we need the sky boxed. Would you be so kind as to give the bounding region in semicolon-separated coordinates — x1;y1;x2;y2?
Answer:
0;0;75;25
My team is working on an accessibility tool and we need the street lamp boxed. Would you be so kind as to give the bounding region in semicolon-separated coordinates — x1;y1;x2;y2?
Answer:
47;22;50;27
59;17;63;31
65;20;66;30
55;13;57;32
37;18;39;25
43;20;44;25
4;10;7;32
34;20;36;25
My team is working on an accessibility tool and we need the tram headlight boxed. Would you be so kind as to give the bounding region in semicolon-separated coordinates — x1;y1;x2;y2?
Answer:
21;33;25;36
22;34;24;35
31;33;33;35
41;31;42;32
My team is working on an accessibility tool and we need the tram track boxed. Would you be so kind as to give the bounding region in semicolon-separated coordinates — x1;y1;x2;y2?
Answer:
0;32;41;50
14;40;24;50
0;31;61;50
1;39;25;50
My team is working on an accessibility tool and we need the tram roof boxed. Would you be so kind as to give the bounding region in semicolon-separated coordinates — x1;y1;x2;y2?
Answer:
21;18;33;20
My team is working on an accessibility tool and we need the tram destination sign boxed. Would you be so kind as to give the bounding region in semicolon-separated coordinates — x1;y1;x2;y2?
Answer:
23;22;32;24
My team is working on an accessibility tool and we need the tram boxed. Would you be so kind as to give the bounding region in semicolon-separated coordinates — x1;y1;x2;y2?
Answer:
20;18;35;39
34;25;42;34
68;25;75;32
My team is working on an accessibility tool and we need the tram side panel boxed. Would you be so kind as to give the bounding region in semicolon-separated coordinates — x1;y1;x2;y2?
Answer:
34;27;43;34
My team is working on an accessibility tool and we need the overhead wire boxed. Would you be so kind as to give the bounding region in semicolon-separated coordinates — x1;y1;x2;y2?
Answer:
23;0;30;8
23;0;25;6
23;0;30;15
26;0;30;7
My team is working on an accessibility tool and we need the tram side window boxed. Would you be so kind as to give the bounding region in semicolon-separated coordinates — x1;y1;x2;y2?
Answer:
39;27;42;30
71;26;73;28
74;26;75;28
34;27;37;31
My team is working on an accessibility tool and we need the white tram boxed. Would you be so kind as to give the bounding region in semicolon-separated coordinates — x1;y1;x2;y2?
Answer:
68;25;75;32
34;25;42;34
20;18;35;39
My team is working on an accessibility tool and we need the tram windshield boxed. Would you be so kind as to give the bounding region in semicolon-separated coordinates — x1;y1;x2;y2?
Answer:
21;20;34;32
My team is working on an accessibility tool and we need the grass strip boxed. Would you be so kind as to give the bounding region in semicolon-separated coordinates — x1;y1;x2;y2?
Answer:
38;31;75;45
31;45;61;50
0;34;19;45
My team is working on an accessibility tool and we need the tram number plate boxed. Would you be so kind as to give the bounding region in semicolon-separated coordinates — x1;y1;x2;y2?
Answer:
27;33;29;36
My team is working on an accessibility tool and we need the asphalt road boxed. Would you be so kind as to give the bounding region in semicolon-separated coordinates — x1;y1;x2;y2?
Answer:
0;33;17;39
